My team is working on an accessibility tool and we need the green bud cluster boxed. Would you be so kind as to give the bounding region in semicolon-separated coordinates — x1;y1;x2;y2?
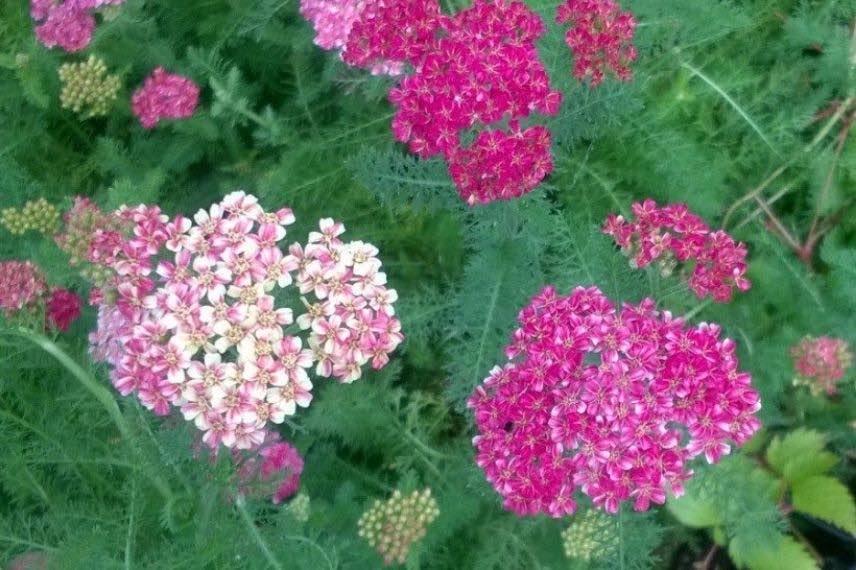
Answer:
288;492;311;522
561;509;617;561
357;488;439;565
1;198;60;236
58;55;121;118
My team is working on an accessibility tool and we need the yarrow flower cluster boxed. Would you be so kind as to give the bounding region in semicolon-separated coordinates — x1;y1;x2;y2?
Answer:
302;0;564;205
59;55;121;118
131;67;200;129
82;191;400;450
561;509;616;560
31;0;125;53
234;433;305;504
603;200;752;303
0;261;48;317
0;260;82;331
791;336;852;396
46;288;83;331
556;0;637;86
291;219;404;382
357;488;440;565
1;198;61;236
468;285;761;517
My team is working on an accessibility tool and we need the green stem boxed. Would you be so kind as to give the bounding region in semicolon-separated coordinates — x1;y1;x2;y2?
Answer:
8;329;175;503
12;328;131;441
235;495;284;570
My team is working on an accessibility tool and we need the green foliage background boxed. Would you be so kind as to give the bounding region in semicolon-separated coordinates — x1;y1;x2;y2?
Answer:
0;0;854;568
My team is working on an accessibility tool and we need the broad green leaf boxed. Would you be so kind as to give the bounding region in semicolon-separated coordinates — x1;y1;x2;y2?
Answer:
765;429;837;484
791;475;856;534
667;494;721;528
729;534;818;570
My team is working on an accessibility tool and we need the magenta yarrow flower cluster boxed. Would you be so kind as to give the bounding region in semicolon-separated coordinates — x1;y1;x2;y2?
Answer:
31;0;124;52
131;67;200;129
603;200;752;303
468;285;761;517
86;191;401;450
301;0;564;205
234;433;305;504
556;0;637;86
791;336;852;396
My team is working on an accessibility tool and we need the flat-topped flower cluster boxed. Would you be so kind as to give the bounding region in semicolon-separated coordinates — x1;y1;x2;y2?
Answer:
556;0;637;86
131;67;200;129
301;0;637;205
791;336;852;396
468;285;761;517
73;191;401;450
31;0;124;52
603;200;752;302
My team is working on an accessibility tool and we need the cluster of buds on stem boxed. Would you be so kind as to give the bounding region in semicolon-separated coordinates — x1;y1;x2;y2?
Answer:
1;198;61;235
561;508;616;560
357;488;440;565
59;55;121;118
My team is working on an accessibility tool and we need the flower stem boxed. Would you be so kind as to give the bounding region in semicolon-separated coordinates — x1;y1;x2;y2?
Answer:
235;494;284;570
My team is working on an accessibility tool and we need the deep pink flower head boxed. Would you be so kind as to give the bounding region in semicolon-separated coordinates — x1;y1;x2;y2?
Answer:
388;0;561;160
791;336;852;396
31;0;125;53
447;125;553;205
131;68;200;129
303;0;562;204
468;285;761;517
234;432;305;504
603;200;752;302
556;0;637;86
46;288;82;331
0;261;48;316
342;0;444;73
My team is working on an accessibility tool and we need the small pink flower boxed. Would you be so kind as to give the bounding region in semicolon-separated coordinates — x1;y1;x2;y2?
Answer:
131;67;200;129
603;200;752;302
791;336;852;396
46;288;82;331
32;1;96;53
556;0;637;87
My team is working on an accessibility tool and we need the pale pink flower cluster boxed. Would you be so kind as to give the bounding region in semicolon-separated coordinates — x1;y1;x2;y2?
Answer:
31;0;124;52
603;200;752;303
468;285;761;517
292;219;404;382
791;336;852;396
234;432;305;504
86;191;401;450
131;67;200;129
556;0;637;86
302;0;563;205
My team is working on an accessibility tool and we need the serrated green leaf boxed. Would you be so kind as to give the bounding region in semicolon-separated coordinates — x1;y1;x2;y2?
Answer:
733;535;818;570
667;494;722;528
791;475;856;534
765;429;837;484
